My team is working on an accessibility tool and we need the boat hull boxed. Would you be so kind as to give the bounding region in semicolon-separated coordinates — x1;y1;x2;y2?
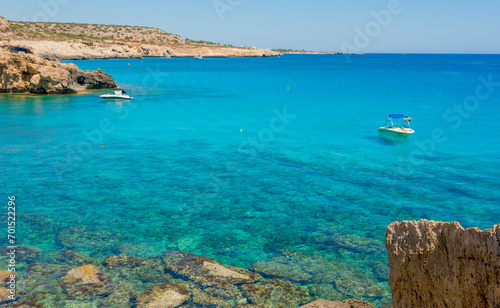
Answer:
100;95;133;100
378;127;414;138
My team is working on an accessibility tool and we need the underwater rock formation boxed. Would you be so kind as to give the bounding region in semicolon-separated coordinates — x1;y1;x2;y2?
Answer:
56;225;124;256
135;283;190;308
103;254;172;283
301;299;375;307
161;250;262;287
60;265;110;300
386;219;500;308
240;279;311;307
251;251;389;305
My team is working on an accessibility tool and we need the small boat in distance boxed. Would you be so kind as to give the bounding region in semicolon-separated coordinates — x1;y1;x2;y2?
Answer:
378;114;414;138
100;88;133;100
194;54;203;59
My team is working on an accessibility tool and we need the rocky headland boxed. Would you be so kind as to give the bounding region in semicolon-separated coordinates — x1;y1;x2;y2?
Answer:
386;219;500;308
0;16;280;60
0;49;116;94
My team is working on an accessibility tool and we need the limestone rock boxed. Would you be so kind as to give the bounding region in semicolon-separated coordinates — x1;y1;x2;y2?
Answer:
0;271;17;304
0;287;14;304
0;50;117;94
0;16;11;35
135;283;190;308
385;219;500;308
0;38;280;60
300;299;375;308
161;250;261;287
0;270;17;283
60;265;110;299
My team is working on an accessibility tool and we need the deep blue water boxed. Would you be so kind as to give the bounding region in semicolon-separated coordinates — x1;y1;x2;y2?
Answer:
1;54;499;305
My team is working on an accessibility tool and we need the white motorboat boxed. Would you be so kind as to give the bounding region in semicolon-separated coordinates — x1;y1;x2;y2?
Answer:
194;54;203;59
100;88;133;100
378;114;414;138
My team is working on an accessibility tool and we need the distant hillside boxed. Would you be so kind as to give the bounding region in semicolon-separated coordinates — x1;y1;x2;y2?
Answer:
8;21;185;45
0;16;280;59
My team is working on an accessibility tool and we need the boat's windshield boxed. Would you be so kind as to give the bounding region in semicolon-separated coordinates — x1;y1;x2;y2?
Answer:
384;117;411;128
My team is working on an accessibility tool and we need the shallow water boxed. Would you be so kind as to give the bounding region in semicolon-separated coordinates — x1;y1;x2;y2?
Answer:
1;54;499;306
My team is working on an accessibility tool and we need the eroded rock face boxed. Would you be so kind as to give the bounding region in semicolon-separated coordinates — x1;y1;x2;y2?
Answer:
0;16;11;35
385;219;500;308
0;50;117;94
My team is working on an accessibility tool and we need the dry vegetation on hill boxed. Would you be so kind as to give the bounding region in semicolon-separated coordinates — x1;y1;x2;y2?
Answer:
8;21;185;45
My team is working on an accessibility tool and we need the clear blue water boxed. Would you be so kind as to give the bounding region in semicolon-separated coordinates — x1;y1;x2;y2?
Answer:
1;54;499;305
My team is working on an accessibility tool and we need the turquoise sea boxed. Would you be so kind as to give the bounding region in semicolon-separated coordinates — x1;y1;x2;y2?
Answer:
1;54;500;306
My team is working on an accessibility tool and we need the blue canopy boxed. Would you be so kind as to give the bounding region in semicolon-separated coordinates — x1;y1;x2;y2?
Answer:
388;114;406;118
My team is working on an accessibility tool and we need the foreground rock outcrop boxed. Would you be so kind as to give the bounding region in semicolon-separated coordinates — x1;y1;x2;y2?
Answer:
386;220;500;308
0;50;116;94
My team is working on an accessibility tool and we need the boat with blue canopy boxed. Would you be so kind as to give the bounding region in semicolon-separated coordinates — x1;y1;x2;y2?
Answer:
378;114;414;138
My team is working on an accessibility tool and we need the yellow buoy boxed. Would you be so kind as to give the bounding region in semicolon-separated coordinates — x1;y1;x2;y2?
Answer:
240;129;243;133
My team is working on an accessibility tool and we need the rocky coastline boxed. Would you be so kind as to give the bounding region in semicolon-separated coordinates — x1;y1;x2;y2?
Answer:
0;246;374;307
1;39;281;60
279;51;362;55
0;219;497;307
0;50;116;94
0;16;280;60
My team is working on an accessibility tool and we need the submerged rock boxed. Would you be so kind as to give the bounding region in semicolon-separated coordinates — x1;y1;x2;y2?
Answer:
239;279;311;307
95;276;137;308
56;250;94;267
386;219;500;308
103;254;172;283
0;50;117;94
251;251;388;302
56;225;124;257
326;234;385;255
301;299;375;308
135;283;190;308
0;245;42;263
60;265;110;300
161;250;261;287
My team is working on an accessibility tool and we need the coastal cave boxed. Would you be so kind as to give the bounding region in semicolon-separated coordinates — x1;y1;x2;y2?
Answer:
6;46;33;54
76;76;86;85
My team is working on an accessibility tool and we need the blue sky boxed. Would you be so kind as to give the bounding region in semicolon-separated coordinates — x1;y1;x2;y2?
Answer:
1;0;499;53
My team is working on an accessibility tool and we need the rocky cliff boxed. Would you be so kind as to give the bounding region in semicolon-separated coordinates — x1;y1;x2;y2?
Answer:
385;219;500;308
0;16;281;60
0;16;11;35
0;50;116;94
0;39;280;60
